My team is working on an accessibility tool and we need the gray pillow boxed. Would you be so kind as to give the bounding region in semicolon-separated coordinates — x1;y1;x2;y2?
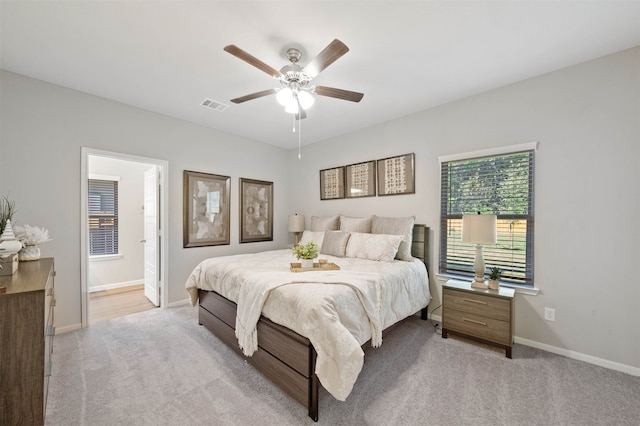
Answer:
370;215;415;261
320;231;351;257
339;215;373;233
310;215;340;231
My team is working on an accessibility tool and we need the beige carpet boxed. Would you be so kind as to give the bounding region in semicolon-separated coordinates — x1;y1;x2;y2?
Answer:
45;305;640;425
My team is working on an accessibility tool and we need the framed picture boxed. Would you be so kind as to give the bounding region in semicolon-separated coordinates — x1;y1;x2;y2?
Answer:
183;170;230;248
377;153;415;196
319;166;345;200
345;160;376;198
240;178;273;243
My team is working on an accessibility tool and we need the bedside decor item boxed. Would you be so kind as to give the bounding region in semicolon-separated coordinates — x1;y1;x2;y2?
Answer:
240;178;273;243
292;241;319;268
462;213;497;289
488;266;501;290
183;170;231;248
0;195;17;236
288;214;305;245
377;153;415;196
14;224;51;261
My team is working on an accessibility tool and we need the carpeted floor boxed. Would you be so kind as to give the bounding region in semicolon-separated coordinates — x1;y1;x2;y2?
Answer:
45;305;640;425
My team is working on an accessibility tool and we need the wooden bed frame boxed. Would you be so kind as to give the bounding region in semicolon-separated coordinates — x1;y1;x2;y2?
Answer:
197;225;429;421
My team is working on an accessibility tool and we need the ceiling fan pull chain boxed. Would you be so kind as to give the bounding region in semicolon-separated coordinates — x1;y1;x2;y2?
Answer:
292;113;296;133
298;117;302;159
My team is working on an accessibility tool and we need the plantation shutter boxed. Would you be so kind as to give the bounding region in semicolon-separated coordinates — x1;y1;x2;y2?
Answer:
439;148;535;286
88;179;119;256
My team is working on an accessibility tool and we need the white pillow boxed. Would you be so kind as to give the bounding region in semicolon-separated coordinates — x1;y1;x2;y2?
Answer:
299;230;325;250
345;232;404;262
371;215;415;261
310;215;340;231
339;215;373;233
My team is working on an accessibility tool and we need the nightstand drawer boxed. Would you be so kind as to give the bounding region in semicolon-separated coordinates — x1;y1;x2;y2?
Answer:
443;308;511;346
443;288;510;321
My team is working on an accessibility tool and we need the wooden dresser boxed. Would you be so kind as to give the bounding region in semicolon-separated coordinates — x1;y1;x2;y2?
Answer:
442;279;515;358
0;258;55;425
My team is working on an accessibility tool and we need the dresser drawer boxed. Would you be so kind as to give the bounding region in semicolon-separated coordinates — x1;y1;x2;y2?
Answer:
443;288;511;321
443;308;511;346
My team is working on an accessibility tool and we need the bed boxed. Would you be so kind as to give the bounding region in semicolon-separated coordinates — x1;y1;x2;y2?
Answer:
185;218;430;421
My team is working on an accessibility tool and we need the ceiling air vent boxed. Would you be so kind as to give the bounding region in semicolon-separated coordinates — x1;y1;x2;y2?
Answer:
201;98;229;112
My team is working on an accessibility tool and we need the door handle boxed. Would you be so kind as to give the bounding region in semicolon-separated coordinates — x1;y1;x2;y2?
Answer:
140;239;146;243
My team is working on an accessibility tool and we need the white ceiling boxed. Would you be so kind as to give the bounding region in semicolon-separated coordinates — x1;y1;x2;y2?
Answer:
2;1;639;149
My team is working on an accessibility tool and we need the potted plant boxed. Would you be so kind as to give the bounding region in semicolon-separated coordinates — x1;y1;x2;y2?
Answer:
0;195;17;236
14;224;51;261
292;241;319;268
488;266;501;290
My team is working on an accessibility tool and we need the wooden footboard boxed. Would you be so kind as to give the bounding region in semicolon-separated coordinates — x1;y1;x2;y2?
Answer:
198;289;320;421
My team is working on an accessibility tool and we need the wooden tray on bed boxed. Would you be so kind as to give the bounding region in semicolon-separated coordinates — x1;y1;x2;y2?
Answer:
290;262;340;272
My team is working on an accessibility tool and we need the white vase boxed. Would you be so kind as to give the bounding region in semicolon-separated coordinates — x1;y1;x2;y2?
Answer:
19;245;40;261
300;258;314;268
0;219;23;255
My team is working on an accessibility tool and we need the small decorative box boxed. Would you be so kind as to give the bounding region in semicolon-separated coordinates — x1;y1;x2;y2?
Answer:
0;253;18;276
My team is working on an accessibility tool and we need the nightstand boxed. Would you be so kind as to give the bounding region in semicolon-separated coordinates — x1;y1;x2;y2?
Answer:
442;279;515;358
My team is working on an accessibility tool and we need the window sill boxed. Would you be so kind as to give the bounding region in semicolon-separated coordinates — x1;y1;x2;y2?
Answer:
89;254;123;262
435;273;540;296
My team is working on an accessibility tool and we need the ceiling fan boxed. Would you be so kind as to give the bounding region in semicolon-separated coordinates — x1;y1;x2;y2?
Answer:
224;39;364;119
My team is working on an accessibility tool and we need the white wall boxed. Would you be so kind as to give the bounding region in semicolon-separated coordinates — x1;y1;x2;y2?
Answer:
289;47;640;371
87;156;149;291
0;70;290;330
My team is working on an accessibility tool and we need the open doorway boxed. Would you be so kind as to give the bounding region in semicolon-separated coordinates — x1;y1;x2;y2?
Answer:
80;148;168;327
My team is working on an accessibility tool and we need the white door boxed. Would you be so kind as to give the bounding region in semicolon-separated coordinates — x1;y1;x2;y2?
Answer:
143;167;160;306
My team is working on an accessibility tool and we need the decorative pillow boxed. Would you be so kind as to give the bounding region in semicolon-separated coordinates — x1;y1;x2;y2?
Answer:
339;215;373;233
310;215;340;232
299;230;325;250
320;231;351;257
370;215;415;261
345;232;403;262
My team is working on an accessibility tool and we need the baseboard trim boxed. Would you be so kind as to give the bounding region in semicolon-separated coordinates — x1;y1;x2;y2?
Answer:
428;309;639;376
55;323;82;334
167;298;190;308
89;279;144;293
513;336;640;377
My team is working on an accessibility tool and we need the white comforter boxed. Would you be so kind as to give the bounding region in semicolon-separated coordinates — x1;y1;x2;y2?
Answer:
185;249;430;401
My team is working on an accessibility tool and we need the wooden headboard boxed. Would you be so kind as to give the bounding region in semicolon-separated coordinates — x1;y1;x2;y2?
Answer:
411;224;430;273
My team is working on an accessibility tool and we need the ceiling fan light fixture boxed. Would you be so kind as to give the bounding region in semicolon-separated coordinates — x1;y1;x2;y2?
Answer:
285;101;299;114
297;90;314;110
276;87;293;106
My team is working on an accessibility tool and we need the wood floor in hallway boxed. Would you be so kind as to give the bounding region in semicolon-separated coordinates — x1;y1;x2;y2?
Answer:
89;284;156;324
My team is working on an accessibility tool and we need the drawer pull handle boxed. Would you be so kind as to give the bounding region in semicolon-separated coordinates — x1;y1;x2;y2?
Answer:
463;318;487;326
463;298;487;305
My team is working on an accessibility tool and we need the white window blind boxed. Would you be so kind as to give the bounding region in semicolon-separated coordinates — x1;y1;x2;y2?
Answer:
88;179;118;256
439;148;535;286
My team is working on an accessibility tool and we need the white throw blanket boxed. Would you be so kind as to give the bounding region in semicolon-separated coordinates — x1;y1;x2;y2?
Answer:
234;270;383;357
185;249;430;401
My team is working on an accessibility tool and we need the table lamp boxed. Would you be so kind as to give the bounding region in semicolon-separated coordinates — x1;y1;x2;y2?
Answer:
462;213;497;289
288;214;305;245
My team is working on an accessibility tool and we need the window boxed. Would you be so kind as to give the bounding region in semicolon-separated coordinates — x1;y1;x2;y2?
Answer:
88;179;118;256
439;145;535;286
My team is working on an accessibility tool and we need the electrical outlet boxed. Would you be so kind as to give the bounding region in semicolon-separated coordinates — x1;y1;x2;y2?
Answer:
544;308;556;322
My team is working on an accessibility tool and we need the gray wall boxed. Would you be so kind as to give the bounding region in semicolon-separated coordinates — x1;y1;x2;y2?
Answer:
289;47;640;371
1;46;638;373
0;70;290;330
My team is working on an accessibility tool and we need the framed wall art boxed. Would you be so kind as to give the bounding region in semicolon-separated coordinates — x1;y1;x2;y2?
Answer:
183;170;231;248
319;166;345;200
345;160;376;198
377;153;415;196
240;178;273;243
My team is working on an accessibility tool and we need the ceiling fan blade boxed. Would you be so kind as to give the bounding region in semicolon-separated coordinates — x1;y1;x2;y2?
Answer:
314;86;364;103
230;89;277;104
224;45;282;79
302;39;349;79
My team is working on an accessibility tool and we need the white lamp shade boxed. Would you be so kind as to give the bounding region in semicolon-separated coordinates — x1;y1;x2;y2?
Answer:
288;214;305;233
462;214;497;245
284;100;299;114
276;87;293;106
297;90;315;109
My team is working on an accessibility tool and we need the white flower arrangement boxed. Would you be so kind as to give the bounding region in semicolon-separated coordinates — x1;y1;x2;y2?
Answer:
14;224;51;246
